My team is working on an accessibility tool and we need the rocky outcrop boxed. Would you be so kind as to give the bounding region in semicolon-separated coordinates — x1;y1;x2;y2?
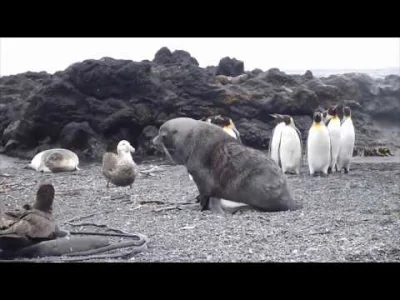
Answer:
216;57;244;77
0;47;399;161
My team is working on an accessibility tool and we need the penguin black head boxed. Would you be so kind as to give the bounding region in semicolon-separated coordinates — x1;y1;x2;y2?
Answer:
313;112;322;123
282;115;293;126
328;105;338;117
206;115;232;127
343;106;351;117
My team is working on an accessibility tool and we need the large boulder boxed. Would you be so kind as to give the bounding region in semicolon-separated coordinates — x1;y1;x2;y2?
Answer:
216;57;244;77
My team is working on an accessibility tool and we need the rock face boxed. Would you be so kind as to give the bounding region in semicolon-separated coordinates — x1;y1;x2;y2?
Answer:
216;57;244;77
0;47;399;161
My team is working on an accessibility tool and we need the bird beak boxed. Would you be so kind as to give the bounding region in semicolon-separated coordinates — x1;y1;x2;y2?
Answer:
130;146;135;153
152;135;161;145
271;113;284;121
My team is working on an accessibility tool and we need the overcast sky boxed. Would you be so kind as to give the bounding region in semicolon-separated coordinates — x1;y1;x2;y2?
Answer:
0;38;399;76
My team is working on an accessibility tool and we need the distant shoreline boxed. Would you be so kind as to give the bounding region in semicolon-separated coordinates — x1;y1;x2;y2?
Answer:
283;67;400;78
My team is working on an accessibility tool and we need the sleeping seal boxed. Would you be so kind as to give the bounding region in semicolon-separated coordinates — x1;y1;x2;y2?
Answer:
152;117;297;213
26;148;80;173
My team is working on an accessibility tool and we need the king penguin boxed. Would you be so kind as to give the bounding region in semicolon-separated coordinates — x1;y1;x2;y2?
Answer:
269;114;302;174
337;106;356;173
325;105;341;173
307;111;331;176
206;115;242;142
269;113;287;166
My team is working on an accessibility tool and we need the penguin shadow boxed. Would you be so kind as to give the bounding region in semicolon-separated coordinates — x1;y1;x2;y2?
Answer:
310;172;329;178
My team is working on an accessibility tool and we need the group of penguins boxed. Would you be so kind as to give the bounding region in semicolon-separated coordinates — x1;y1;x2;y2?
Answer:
192;105;356;178
267;105;356;176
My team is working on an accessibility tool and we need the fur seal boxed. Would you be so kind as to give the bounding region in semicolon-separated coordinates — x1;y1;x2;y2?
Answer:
153;117;296;213
0;183;60;251
188;115;242;182
26;148;80;173
102;140;139;188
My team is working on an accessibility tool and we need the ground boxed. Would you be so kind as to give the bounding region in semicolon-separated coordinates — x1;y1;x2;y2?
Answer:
0;154;399;262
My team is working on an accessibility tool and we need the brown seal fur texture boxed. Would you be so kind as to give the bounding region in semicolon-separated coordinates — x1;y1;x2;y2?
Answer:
153;117;297;212
102;140;138;188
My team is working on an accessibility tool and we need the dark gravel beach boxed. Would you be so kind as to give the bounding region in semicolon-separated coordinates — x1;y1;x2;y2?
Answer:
0;154;399;262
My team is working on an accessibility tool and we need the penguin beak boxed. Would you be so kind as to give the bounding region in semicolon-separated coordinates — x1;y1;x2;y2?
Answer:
271;113;284;121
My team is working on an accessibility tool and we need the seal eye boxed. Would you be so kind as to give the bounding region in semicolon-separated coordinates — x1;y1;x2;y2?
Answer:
171;129;178;135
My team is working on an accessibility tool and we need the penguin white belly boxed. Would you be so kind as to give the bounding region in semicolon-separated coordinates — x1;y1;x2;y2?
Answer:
279;127;301;174
337;120;355;172
270;122;285;166
328;120;341;171
223;127;237;139
307;126;331;175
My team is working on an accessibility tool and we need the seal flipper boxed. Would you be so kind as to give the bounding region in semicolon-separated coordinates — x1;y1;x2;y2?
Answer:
198;195;210;211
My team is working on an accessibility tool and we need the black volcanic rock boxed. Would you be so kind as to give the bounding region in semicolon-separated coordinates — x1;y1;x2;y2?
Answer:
304;70;314;80
136;125;161;156
216;57;244;77
153;47;199;66
0;48;399;160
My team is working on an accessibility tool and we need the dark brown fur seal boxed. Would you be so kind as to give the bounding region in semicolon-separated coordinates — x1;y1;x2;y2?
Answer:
153;117;297;212
0;183;60;251
102;140;139;188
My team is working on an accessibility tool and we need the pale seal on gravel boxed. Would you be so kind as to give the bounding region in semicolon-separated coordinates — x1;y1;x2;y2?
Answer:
102;140;139;188
26;148;80;173
152;117;298;213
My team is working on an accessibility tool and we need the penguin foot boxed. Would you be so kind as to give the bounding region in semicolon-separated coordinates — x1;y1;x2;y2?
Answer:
344;169;349;174
284;171;298;175
327;167;332;174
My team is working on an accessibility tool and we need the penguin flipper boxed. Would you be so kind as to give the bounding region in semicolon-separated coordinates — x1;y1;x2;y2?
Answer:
268;127;274;157
295;127;304;167
232;127;242;144
277;130;282;168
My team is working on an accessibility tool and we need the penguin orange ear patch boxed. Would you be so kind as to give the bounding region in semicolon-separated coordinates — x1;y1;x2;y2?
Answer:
312;123;322;130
